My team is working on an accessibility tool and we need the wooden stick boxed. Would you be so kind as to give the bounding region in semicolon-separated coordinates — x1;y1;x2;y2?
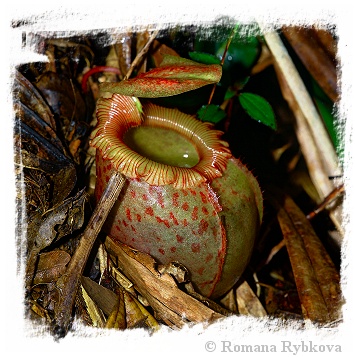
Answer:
54;172;125;332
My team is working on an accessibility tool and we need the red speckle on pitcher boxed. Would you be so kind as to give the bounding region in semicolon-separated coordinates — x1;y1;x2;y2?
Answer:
191;243;201;253
176;234;184;243
191;206;198;220
182;202;189;211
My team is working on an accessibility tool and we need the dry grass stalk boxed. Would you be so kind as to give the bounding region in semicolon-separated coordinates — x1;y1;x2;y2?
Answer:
262;29;343;236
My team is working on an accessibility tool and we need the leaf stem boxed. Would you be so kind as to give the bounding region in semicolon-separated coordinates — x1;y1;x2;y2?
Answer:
220;24;239;66
207;24;238;106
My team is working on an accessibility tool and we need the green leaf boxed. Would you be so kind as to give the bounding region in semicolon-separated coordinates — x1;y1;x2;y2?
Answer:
216;36;260;71
224;88;237;100
99;56;222;98
314;98;339;152
188;51;221;65
197;104;226;124
239;92;276;130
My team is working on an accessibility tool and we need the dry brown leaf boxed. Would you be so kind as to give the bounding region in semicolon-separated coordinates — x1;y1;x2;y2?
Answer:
274;193;342;323
282;27;338;102
219;289;238;313
236;281;267;317
32;250;71;285
104;236;225;328
130;295;160;331
81;276;119;317
311;28;337;60
14;70;57;131
281;195;343;321
135;31;150;75
123;290;148;328
81;285;106;328
105;288;126;329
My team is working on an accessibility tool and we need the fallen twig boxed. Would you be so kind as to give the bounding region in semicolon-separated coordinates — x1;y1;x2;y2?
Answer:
307;184;345;220
53;30;161;335
54;172;125;333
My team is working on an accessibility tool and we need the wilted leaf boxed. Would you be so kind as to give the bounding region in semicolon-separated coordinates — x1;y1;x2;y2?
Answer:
13;70;57;130
105;288;126;329
239;92;277;130
32;250;71;285
81;276;119;317
236;281;267;317
79;285;106;328
14;100;64;153
281;194;342;321
99;55;222;98
129;295;160;331
110;32;132;78
282;27;338;102
274;193;342;323
123;291;147;328
14;70;78;219
27;189;86;252
35;71;87;124
34;71;90;163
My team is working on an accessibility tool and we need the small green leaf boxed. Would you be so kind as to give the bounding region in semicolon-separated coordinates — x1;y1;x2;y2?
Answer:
224;88;237;100
188;51;221;65
239;92;276;130
197;104;226;124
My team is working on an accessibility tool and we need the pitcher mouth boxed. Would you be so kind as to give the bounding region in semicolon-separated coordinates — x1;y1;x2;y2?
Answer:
90;94;231;189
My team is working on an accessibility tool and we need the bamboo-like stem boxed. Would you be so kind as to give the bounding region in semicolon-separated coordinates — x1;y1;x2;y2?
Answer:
261;28;343;237
262;29;341;180
274;61;344;237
